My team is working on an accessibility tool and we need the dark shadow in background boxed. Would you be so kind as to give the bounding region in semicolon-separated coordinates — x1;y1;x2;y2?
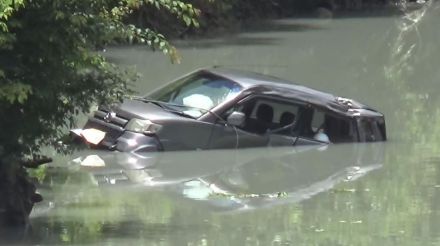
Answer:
103;20;327;59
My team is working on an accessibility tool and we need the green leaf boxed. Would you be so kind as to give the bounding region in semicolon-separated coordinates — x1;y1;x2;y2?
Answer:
183;15;191;26
0;83;32;104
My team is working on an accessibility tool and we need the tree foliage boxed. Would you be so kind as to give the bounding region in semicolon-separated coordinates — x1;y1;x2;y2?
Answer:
0;0;201;227
0;0;200;156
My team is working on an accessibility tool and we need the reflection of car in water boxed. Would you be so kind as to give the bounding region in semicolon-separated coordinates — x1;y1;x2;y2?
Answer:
72;145;320;187
177;144;384;212
73;143;383;212
73;67;386;153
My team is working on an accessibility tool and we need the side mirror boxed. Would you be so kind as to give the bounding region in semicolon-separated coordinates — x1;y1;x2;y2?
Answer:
226;111;245;127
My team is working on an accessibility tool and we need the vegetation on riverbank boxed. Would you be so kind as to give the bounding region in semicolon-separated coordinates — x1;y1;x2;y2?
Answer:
0;0;199;228
128;0;419;38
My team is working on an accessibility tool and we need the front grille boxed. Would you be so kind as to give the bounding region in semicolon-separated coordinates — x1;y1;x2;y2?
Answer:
94;110;129;127
83;109;129;148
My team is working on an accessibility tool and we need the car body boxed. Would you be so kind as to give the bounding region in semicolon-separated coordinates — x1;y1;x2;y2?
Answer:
74;67;386;153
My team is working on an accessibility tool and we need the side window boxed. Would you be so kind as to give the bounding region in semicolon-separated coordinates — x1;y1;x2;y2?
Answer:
323;114;355;143
311;110;325;132
298;108;355;143
359;118;383;142
225;97;300;135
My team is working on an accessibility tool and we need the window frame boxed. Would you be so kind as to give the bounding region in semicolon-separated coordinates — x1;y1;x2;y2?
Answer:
221;94;307;136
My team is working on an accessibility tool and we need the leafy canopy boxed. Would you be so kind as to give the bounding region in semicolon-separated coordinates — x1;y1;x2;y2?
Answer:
0;0;200;155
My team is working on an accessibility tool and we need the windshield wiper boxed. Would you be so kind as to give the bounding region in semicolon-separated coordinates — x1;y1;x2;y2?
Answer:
159;103;227;122
132;97;197;118
132;97;167;109
132;97;226;121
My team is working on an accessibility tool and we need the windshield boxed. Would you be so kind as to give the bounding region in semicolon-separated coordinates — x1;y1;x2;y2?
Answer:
147;72;242;117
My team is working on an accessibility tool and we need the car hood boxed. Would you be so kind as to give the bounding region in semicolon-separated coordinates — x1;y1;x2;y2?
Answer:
110;99;189;122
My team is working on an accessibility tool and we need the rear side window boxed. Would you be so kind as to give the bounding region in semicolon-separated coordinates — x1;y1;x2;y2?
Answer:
323;114;356;143
359;118;385;142
298;108;356;143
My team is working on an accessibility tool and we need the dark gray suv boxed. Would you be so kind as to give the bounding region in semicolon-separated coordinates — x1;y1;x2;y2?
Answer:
73;67;386;153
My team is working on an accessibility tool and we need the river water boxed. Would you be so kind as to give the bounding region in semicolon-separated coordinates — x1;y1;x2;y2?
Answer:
12;2;440;245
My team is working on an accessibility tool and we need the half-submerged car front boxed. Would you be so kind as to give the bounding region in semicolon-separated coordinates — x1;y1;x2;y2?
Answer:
73;67;386;153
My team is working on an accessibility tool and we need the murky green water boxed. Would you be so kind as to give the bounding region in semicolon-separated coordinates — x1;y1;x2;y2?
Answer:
11;3;440;245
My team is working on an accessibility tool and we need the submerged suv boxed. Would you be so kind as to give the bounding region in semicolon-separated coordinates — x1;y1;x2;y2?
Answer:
73;67;386;153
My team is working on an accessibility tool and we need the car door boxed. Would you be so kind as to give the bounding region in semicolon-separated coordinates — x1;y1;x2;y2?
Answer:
208;96;300;149
208;96;266;149
208;123;269;149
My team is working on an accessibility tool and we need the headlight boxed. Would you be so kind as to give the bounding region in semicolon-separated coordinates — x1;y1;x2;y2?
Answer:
125;119;162;134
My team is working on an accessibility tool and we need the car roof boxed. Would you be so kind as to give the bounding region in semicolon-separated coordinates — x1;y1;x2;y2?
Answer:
202;67;383;118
